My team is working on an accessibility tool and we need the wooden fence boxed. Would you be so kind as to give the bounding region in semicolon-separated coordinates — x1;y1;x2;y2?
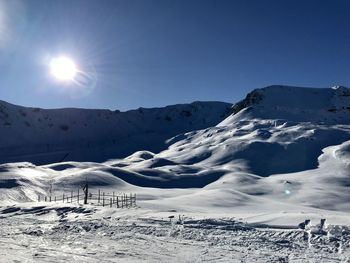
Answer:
38;189;136;208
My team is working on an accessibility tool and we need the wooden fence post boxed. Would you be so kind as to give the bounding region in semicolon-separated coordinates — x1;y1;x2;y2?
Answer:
77;189;80;203
38;195;40;202
71;191;73;203
54;196;56;202
103;192;105;207
117;196;119;208
113;192;115;204
110;198;112;208
45;196;47;202
98;190;100;203
63;193;65;203
49;196;51;202
83;182;88;205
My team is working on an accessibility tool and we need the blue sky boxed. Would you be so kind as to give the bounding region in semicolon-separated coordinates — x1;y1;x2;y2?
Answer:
0;0;349;110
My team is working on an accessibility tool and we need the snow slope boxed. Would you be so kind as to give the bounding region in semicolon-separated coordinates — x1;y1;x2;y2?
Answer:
0;100;232;164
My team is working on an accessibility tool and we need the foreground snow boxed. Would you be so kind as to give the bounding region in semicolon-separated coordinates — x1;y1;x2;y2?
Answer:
1;203;350;263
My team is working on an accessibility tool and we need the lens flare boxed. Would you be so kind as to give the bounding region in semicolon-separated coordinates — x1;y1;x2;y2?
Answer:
50;56;77;81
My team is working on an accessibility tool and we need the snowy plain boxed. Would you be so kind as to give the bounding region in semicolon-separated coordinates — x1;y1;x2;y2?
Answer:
1;85;350;262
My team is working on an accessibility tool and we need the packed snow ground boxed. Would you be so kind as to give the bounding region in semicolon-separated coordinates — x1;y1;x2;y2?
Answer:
1;203;350;262
1;85;350;262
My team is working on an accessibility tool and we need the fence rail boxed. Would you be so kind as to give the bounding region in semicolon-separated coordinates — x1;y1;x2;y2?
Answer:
38;189;136;208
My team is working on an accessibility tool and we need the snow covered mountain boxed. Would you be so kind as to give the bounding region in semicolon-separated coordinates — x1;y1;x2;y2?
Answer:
1;85;350;208
0;100;232;164
157;85;350;176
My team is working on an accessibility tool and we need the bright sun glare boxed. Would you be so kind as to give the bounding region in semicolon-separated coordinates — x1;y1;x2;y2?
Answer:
50;56;77;81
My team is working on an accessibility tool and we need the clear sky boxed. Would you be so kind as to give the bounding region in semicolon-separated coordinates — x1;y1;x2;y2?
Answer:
0;0;349;110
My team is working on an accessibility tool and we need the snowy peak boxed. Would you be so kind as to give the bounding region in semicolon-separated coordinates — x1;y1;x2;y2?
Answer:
227;85;350;124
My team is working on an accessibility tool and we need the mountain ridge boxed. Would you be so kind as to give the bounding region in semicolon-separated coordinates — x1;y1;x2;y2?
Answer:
0;100;232;164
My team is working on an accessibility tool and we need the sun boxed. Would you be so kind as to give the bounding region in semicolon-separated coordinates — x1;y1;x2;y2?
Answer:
49;56;77;81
